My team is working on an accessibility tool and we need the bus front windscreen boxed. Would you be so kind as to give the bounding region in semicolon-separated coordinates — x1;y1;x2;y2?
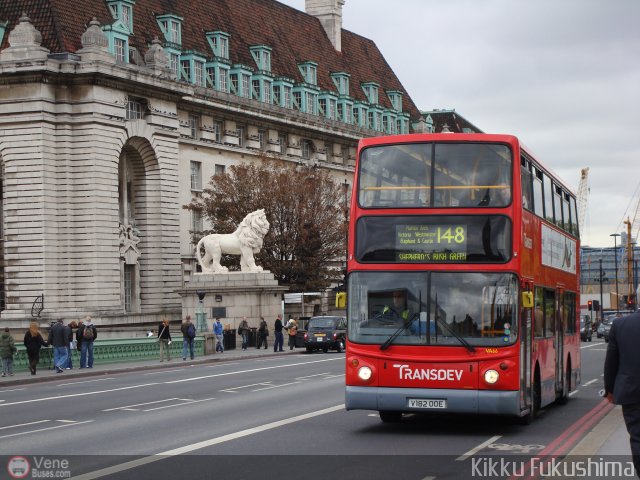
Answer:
358;142;512;209
348;271;519;347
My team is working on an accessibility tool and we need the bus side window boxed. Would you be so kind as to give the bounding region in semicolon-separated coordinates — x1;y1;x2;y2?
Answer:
521;162;533;210
534;288;544;337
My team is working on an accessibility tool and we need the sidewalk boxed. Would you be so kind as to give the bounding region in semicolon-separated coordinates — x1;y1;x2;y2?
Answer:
567;404;631;457
0;344;304;387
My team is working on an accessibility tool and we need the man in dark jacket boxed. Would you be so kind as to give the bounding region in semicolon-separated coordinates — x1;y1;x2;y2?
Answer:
273;314;284;352
47;319;69;373
604;311;640;475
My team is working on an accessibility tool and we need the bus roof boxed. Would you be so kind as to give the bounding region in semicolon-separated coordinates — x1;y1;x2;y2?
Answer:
357;133;575;196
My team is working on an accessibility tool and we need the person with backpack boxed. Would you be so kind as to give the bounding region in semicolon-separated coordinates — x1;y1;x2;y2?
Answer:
180;315;196;360
285;317;298;350
0;327;17;377
79;315;97;368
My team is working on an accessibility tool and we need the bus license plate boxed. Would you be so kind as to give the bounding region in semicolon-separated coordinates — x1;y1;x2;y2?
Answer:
407;398;447;409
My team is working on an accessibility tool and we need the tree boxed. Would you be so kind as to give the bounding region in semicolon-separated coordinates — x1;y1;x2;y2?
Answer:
184;160;347;291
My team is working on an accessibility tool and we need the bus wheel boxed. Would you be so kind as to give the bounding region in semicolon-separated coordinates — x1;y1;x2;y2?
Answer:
379;411;402;423
520;370;541;425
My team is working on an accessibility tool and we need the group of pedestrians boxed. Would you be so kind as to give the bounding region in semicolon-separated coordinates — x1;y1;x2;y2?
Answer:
253;314;298;352
0;316;97;377
156;315;198;362
47;317;97;373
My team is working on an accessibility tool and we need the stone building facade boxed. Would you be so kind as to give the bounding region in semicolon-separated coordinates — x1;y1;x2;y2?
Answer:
0;0;420;327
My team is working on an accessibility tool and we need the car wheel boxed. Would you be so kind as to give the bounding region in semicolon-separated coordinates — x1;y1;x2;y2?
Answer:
379;411;402;423
322;347;329;353
305;347;314;353
588;335;592;342
336;341;344;353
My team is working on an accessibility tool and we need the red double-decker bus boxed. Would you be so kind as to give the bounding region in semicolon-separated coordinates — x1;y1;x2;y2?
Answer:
345;133;580;423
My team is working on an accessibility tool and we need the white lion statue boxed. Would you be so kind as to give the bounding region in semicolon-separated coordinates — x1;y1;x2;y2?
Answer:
196;209;270;273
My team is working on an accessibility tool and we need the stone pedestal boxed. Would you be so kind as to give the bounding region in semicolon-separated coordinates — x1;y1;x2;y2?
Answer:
177;271;288;333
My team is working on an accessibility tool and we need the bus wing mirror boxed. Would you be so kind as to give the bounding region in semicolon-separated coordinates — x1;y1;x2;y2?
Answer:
522;292;533;308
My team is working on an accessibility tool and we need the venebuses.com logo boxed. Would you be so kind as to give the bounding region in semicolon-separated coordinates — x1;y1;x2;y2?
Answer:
6;456;71;479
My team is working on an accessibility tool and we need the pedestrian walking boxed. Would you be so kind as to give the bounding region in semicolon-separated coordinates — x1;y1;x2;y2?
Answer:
213;318;224;353
285;317;298;350
157;318;172;362
47;319;69;373
256;316;268;349
0;327;17;377
24;322;48;375
65;320;78;369
274;314;284;352
79;316;97;368
180;315;196;360
238;317;250;350
604;310;640;476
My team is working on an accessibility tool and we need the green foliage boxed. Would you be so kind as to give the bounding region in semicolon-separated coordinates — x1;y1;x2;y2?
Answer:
184;160;347;290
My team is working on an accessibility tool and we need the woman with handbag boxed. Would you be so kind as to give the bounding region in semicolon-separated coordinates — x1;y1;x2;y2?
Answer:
157;318;172;362
23;322;48;375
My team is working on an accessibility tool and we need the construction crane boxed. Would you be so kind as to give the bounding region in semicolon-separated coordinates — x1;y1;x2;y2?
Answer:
576;167;590;236
623;187;640;308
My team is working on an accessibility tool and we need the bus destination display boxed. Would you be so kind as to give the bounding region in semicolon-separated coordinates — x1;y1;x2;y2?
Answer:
395;224;467;262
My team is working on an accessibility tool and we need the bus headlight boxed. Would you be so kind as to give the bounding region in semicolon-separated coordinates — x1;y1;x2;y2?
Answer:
358;366;372;381
484;369;499;384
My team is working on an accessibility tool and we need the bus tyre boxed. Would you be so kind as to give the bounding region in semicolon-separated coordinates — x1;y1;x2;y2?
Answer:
519;370;541;425
379;411;402;423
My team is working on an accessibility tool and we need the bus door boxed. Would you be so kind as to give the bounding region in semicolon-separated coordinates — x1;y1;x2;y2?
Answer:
519;303;532;412
554;289;564;396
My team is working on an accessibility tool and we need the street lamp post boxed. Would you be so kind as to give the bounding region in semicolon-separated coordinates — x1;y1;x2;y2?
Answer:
611;233;621;312
342;180;349;286
599;258;605;323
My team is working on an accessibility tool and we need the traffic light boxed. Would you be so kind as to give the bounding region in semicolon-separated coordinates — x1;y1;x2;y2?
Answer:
588;300;593;311
593;300;600;312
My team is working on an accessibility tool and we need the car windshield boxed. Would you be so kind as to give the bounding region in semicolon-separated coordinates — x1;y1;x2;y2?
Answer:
348;271;519;347
308;318;337;330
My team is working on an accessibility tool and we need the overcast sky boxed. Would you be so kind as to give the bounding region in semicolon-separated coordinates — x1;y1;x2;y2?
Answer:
280;0;640;248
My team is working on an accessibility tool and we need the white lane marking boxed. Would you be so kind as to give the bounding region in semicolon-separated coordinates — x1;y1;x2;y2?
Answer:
103;398;181;412
251;381;301;392
0;388;25;393
569;390;579;397
165;357;341;384
57;378;115;387
56;420;77;423
323;374;344;379
421;477;436;480
583;379;599;386
0;420;50;431
220;383;271;393
70;404;344;480
143;369;185;376
0;383;160;408
580;343;600;349
295;373;331;380
456;435;502;461
205;363;241;368
0;420;94;440
142;397;216;412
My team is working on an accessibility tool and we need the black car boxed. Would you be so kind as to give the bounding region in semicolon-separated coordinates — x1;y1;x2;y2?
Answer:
580;316;592;342
303;316;346;353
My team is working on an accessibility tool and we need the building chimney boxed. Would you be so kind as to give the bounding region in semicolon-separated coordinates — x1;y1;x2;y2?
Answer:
305;0;345;52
